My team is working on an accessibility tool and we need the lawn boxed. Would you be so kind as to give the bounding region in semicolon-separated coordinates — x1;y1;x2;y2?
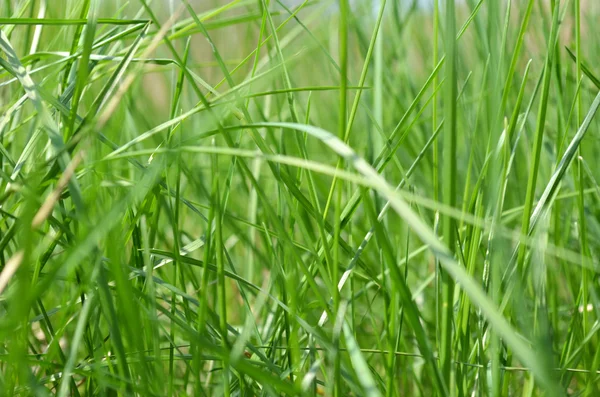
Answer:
1;0;600;395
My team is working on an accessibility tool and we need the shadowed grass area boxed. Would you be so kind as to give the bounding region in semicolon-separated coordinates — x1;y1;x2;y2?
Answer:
1;0;600;395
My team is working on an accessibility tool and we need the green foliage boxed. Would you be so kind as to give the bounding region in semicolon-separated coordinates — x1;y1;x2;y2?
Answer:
1;0;600;395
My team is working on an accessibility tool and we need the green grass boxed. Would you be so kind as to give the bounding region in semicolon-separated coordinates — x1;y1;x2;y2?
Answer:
1;0;600;395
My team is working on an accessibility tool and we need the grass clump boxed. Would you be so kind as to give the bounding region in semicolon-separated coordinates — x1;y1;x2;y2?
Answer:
1;0;600;395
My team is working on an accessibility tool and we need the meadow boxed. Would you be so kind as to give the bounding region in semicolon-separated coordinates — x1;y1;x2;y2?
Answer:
1;0;600;395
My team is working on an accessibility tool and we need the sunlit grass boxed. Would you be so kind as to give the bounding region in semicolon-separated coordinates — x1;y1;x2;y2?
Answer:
1;0;600;395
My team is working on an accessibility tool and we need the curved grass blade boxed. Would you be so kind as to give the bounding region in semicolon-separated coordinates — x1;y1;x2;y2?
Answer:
253;121;564;396
529;90;600;232
0;29;85;214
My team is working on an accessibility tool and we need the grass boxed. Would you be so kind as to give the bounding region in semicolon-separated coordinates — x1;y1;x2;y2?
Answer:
1;0;600;395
